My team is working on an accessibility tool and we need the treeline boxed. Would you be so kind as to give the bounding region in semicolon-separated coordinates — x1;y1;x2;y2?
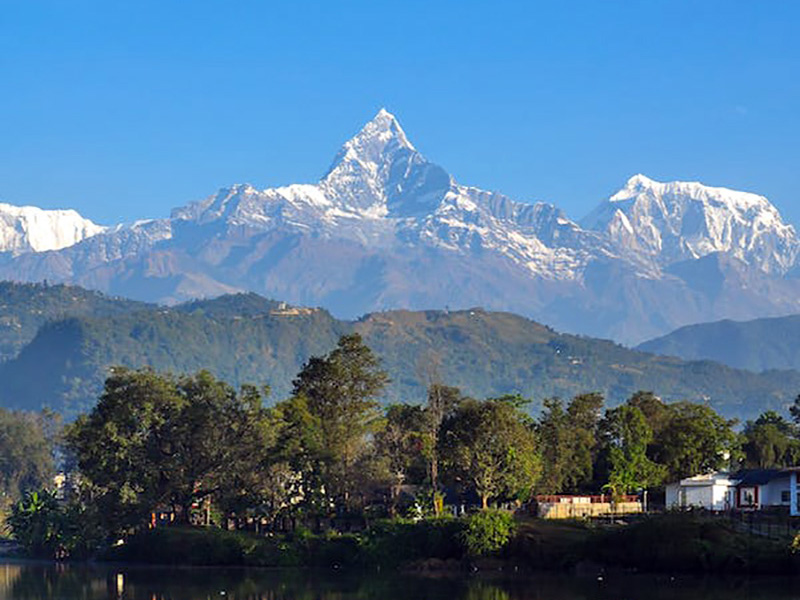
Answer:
3;333;799;558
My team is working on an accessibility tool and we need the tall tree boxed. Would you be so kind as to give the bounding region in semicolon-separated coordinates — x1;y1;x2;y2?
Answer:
0;409;55;505
741;411;799;468
598;405;665;496
291;333;388;510
374;404;428;495
656;401;738;480
424;383;463;514
440;396;540;509
564;393;604;492
536;397;570;494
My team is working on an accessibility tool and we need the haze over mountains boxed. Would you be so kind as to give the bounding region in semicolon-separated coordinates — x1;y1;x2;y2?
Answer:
1;282;798;421
638;314;800;374
1;110;800;344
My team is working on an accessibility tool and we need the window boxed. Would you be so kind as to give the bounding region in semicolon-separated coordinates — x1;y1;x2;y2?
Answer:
782;490;791;503
739;487;757;507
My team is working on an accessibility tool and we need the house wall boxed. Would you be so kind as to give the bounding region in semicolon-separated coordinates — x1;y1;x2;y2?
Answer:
665;480;736;511
684;484;713;508
761;477;791;507
711;483;735;511
665;483;679;508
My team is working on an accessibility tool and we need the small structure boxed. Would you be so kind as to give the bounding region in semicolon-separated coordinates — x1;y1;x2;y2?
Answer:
666;468;800;514
531;494;642;519
665;472;738;511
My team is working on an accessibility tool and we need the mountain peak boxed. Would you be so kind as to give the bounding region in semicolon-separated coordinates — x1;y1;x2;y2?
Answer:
322;109;416;181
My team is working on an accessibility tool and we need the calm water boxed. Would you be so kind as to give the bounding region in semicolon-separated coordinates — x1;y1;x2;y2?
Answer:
0;561;798;600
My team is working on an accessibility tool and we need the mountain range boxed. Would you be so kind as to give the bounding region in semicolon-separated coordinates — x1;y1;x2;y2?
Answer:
638;314;800;375
1;110;800;344
0;282;798;421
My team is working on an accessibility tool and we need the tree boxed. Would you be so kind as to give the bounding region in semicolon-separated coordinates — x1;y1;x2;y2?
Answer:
564;393;604;492
536;397;570;494
742;411;798;468
424;383;463;514
440;396;540;509
0;409;55;506
656;401;738;480
598;405;665;496
291;333;388;511
374;404;428;514
165;372;273;521
535;393;604;494
67;367;272;534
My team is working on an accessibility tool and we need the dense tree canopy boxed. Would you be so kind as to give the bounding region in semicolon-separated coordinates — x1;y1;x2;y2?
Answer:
0;409;55;505
440;395;540;508
5;329;781;559
66;368;271;534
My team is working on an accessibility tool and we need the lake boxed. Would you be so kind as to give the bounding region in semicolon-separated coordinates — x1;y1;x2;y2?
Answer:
0;561;797;599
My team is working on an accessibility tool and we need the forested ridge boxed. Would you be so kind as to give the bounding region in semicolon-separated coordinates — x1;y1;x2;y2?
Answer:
1;281;800;420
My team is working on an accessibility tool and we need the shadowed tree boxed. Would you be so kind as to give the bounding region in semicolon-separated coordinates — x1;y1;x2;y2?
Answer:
291;333;388;511
440;395;540;509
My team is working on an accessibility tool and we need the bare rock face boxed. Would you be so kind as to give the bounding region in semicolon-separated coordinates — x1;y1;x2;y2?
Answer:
1;110;799;345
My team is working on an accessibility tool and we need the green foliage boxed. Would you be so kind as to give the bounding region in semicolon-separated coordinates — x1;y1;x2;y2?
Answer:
599;404;666;496
440;397;540;508
0;409;55;504
461;510;515;556
290;333;389;511
536;393;602;494
66;367;273;535
7;489;63;558
742;411;800;468
655;401;739;480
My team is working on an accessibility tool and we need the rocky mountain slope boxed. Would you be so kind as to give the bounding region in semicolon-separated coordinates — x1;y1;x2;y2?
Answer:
1;110;799;344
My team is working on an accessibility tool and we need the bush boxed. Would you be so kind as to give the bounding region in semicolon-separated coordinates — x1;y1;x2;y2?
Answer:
7;489;63;558
461;510;515;557
362;517;466;566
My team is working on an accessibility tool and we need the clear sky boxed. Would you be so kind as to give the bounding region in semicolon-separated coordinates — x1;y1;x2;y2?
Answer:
2;1;799;226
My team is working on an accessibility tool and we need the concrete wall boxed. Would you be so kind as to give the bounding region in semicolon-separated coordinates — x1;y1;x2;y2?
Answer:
537;501;642;519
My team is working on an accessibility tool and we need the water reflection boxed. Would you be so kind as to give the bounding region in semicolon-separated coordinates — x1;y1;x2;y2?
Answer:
0;562;797;600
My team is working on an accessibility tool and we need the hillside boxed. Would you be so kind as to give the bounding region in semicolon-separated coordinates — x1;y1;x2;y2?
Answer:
1;290;799;420
0;281;150;361
637;314;800;373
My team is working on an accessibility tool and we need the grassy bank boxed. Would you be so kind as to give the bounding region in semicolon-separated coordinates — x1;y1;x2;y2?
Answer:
102;519;468;568
589;513;798;575
95;513;800;575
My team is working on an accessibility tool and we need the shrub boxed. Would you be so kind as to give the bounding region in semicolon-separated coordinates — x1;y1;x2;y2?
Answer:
461;510;515;556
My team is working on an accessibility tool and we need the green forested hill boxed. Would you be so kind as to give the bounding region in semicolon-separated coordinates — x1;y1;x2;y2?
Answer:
0;288;799;420
636;314;800;373
0;281;150;360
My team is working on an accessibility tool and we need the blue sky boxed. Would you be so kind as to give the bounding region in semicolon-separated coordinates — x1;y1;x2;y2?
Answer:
1;1;798;225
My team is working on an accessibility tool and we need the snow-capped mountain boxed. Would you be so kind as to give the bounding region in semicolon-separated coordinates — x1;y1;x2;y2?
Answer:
582;174;799;275
1;110;799;344
0;203;105;254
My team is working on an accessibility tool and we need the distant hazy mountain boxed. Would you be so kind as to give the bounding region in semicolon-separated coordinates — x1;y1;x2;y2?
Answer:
0;285;798;421
2;110;800;344
637;314;800;374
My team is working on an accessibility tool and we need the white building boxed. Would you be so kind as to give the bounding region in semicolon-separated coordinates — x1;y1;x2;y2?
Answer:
665;472;737;511
666;468;800;514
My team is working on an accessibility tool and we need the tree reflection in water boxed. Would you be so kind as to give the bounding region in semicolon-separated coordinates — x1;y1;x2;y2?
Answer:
0;562;798;600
